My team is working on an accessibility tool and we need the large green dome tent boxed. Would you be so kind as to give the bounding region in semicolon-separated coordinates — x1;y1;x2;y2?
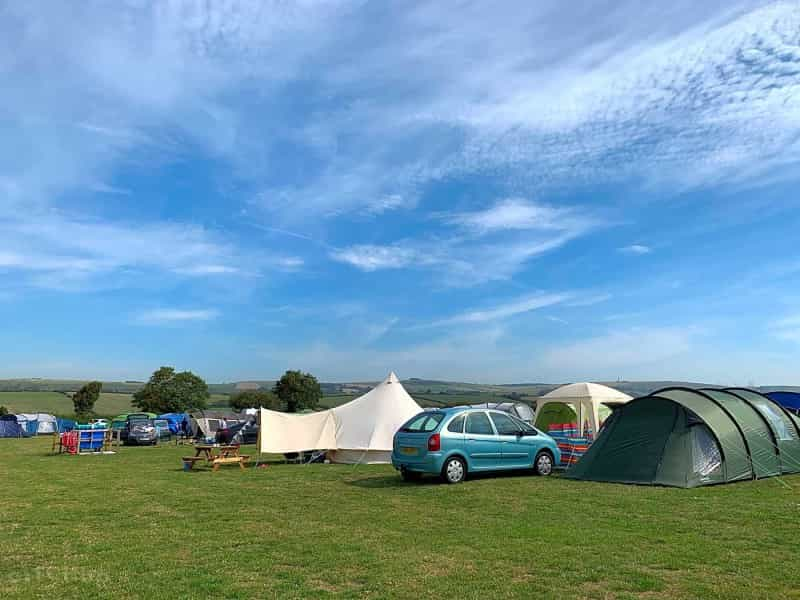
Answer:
565;387;800;488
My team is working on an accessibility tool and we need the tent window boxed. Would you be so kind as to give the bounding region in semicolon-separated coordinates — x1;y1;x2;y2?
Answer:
207;419;221;432
692;425;722;478
752;400;796;441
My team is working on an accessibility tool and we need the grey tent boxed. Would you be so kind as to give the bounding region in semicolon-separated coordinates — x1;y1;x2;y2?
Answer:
566;387;800;488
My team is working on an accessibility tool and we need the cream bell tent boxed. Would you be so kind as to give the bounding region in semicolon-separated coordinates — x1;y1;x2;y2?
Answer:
535;382;632;436
258;372;422;464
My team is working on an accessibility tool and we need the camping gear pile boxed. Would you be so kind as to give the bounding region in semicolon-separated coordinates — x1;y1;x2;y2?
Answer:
545;423;592;467
55;422;111;454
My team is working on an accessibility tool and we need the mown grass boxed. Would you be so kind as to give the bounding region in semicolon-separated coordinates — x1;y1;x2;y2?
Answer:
1;438;799;599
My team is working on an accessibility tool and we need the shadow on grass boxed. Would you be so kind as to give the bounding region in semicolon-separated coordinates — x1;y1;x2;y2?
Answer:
347;468;551;489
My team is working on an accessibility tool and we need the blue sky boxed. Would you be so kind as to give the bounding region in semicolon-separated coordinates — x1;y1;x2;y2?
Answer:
2;1;800;384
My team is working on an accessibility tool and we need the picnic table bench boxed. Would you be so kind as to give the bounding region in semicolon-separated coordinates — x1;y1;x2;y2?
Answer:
182;444;249;471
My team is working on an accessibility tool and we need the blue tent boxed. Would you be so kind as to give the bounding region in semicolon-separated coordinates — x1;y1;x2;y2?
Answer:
157;413;191;435
765;391;800;413
0;415;26;438
56;418;76;432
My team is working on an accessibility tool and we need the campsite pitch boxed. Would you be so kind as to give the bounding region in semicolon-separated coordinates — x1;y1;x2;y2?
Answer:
1;438;799;599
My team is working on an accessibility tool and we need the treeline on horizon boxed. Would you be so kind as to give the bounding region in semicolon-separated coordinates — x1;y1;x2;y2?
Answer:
0;377;798;399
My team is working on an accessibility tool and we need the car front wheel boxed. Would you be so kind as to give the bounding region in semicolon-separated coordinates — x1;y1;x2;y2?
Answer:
533;451;554;476
441;457;466;484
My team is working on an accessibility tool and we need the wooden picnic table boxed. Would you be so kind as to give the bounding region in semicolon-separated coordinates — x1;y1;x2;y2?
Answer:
182;444;249;471
193;444;240;462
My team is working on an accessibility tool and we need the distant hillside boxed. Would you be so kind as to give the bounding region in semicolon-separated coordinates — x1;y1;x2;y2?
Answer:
1;377;798;411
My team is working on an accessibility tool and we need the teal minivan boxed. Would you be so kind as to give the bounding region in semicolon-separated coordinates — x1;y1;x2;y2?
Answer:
392;407;561;483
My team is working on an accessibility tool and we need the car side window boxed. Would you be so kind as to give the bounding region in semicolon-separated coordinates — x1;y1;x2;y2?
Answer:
447;415;465;433
466;412;494;435
490;412;522;435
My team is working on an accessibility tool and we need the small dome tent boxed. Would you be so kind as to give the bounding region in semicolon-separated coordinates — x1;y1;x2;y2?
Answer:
566;387;800;488
535;383;632;436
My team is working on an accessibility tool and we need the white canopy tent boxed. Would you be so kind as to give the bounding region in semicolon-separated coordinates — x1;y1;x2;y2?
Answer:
258;372;422;464
535;383;633;436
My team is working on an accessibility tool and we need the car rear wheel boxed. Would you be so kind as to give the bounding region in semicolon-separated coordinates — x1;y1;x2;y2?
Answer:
533;451;553;476
441;457;466;484
400;468;422;482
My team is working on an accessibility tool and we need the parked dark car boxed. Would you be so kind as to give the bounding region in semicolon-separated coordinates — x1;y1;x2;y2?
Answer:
125;418;157;446
215;417;259;445
115;413;156;443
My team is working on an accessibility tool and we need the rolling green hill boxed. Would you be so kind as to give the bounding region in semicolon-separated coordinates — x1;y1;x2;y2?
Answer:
2;377;799;419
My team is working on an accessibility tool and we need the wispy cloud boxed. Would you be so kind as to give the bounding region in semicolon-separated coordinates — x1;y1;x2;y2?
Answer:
136;308;220;324
445;198;572;234
619;244;652;255
432;292;571;326
330;245;421;272
332;197;602;284
565;293;612;307
0;215;243;290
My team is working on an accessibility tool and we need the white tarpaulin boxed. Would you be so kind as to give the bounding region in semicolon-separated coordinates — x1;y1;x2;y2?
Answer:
258;372;422;463
258;408;337;454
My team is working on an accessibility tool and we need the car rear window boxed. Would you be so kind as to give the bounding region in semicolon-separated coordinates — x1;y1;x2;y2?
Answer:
401;413;444;432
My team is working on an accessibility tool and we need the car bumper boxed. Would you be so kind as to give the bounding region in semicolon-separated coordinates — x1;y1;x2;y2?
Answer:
391;451;444;474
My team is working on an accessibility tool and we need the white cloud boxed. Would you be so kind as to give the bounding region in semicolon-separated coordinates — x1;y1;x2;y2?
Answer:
0;214;243;290
330;245;421;272
136;308;220;324
619;244;652;255
565;293;613;307
175;264;241;276
434;292;571;326
333;197;602;283
446;198;570;233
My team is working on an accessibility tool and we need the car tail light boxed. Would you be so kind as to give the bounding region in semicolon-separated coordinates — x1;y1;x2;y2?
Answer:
428;433;441;451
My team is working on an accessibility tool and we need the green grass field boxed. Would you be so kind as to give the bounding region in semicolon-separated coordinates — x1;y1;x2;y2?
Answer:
0;391;135;417
0;392;232;418
1;438;799;599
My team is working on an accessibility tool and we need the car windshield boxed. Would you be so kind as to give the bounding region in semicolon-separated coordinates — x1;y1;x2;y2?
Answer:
400;412;445;432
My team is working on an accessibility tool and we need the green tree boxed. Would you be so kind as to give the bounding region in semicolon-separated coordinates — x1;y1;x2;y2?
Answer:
272;370;321;413
132;366;209;414
229;389;278;411
0;406;7;416
73;381;102;419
